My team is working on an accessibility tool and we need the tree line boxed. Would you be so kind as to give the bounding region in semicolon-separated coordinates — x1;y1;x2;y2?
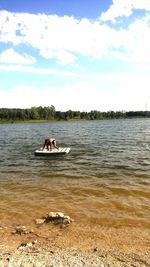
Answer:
0;106;150;122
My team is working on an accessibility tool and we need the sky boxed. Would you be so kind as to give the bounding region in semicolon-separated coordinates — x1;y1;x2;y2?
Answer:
0;0;150;112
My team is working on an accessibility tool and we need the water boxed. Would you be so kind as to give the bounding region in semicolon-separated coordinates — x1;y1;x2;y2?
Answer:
0;119;150;229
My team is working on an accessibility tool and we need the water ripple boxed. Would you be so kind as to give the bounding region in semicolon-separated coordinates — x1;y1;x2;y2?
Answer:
0;119;150;228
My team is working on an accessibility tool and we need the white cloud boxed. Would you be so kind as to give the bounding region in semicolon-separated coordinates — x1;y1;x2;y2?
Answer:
101;0;133;22
0;64;84;77
127;17;150;64
1;73;150;111
0;9;150;68
0;10;127;64
0;82;96;110
0;85;43;108
0;48;36;64
41;49;78;65
100;0;150;21
0;7;150;112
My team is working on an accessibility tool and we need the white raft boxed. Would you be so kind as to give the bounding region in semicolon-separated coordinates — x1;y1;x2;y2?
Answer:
35;147;71;156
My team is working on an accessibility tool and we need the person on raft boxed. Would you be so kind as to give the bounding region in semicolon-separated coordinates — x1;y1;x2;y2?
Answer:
43;137;59;151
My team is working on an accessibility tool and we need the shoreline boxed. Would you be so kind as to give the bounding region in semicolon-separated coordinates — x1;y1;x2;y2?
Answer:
0;116;150;125
0;221;150;267
0;118;84;124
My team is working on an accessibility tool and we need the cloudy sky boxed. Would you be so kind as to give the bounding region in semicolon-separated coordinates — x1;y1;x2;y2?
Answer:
0;0;150;111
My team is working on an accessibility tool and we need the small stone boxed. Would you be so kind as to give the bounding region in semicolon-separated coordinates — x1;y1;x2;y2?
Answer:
14;225;28;235
35;218;45;225
17;242;27;250
26;242;33;248
63;216;73;224
17;240;36;250
49;250;54;254
32;240;38;245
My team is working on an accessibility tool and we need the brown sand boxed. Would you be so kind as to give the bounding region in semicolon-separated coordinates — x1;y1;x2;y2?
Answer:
0;220;150;267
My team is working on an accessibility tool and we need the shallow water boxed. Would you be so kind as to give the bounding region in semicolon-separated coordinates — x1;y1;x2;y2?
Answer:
0;119;150;229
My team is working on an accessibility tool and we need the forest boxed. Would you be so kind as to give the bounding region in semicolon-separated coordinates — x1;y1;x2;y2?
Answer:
0;105;150;122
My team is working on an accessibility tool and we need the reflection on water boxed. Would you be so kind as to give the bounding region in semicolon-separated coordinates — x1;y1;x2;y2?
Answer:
0;119;150;228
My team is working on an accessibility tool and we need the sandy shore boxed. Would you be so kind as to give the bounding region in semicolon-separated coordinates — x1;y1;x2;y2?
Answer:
0;220;150;267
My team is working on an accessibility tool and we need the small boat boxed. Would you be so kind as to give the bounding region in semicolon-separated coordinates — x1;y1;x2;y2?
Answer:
35;147;71;156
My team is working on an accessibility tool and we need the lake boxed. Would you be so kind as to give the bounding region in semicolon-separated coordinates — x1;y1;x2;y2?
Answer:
0;119;150;230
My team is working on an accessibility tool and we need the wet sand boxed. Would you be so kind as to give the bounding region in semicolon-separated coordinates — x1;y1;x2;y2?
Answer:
0;220;150;267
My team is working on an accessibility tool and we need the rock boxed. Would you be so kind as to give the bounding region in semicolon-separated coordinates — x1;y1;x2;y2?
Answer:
46;212;64;219
12;225;28;235
44;211;73;225
35;218;45;225
18;240;38;250
17;242;28;250
35;211;73;227
32;240;38;245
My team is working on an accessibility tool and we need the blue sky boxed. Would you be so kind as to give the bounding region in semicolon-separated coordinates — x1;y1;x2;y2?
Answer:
0;0;150;111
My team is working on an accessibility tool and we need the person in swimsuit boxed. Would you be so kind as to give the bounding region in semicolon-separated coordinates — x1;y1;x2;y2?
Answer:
43;137;59;151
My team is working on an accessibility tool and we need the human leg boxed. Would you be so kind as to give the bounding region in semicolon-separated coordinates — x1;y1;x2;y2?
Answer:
52;140;58;149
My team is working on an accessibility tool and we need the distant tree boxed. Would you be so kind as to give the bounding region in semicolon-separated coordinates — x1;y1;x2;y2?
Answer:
1;106;150;122
29;107;40;120
65;110;73;120
72;111;81;119
80;111;88;119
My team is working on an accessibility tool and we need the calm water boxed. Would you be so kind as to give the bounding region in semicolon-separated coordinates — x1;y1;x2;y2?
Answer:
0;119;150;229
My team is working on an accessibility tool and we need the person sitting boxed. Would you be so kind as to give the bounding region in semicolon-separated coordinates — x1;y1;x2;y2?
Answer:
43;137;59;151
